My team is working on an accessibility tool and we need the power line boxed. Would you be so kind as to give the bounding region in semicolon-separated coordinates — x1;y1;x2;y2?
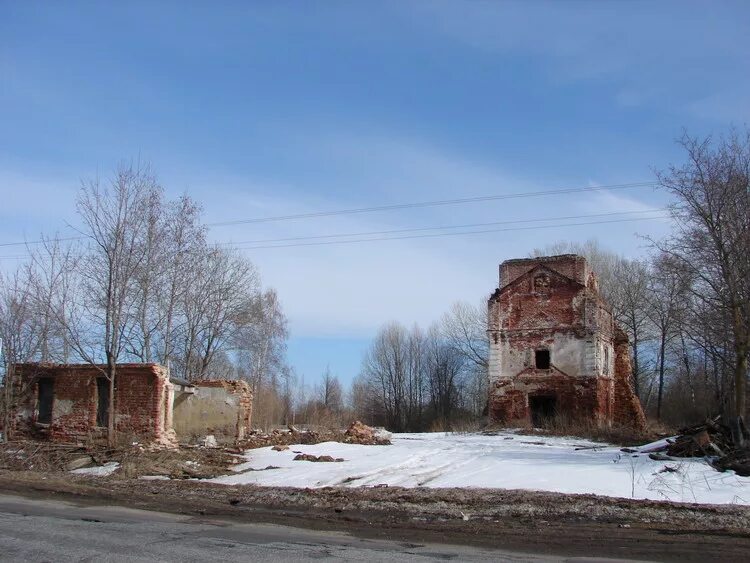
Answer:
0;235;83;249
0;181;656;248
233;215;670;250
207;182;657;226
218;208;666;245
0;210;669;259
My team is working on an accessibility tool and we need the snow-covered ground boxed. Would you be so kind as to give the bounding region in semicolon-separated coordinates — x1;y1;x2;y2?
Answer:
209;432;750;506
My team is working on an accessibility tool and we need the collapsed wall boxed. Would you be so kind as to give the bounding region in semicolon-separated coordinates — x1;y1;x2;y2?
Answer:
172;380;253;444
613;327;647;432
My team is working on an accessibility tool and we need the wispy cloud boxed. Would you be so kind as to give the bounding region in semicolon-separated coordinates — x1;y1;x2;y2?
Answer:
402;1;750;121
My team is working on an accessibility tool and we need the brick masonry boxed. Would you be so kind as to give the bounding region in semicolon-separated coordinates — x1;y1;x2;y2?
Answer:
487;254;646;430
8;363;178;446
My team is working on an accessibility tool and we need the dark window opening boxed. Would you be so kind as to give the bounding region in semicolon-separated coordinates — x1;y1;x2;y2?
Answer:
37;378;54;424
96;378;110;428
535;349;551;369
529;395;557;427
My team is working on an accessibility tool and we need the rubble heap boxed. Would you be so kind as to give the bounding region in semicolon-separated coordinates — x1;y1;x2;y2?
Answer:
343;421;391;445
649;416;750;476
238;422;391;450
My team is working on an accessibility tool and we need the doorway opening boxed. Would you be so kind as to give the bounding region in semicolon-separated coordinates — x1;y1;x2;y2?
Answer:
96;378;110;428
37;378;54;424
529;395;557;427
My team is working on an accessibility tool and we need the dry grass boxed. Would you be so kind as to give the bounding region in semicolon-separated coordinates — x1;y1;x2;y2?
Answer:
488;414;654;446
0;439;240;479
429;418;485;434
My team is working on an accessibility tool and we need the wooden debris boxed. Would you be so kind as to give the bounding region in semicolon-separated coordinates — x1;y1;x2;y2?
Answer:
663;415;750;477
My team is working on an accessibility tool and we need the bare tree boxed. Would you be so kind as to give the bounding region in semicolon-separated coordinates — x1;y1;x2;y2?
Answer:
359;323;429;432
441;301;488;416
318;366;343;414
646;254;689;420
178;247;260;381
425;325;464;428
532;239;623;308
157;195;206;366
66;163;160;446
0;269;43;441
235;289;288;393
129;188;166;363
614;258;654;398
655;129;750;422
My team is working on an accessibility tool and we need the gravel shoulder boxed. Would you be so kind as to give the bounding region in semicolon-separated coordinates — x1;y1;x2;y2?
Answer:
1;470;749;561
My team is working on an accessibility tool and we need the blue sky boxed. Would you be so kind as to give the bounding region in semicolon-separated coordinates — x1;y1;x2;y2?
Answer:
1;1;748;386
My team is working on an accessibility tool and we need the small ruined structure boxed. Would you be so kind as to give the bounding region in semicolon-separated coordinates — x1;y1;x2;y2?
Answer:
487;254;646;429
172;379;253;443
6;363;253;446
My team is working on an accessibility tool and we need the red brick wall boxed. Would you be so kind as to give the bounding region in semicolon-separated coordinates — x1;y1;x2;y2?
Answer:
500;254;588;288
612;329;647;431
488;254;643;430
9;363;174;445
490;373;612;425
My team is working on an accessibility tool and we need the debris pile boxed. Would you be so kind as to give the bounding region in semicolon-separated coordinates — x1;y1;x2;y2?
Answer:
0;442;106;473
293;453;344;463
343;421;391;445
0;439;240;479
238;422;391;450
239;426;326;449
644;416;750;476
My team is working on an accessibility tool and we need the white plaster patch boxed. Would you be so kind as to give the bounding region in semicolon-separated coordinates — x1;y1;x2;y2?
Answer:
52;399;74;417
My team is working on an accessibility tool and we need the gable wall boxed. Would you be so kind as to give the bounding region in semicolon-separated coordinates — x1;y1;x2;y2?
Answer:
488;255;629;427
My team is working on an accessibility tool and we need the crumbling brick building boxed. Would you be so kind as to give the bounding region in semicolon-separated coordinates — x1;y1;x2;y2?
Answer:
6;363;253;446
487;254;646;429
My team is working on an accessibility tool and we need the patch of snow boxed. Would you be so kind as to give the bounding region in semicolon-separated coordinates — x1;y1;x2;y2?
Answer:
139;475;170;481
206;432;750;506
202;435;218;448
70;461;120;476
372;427;392;441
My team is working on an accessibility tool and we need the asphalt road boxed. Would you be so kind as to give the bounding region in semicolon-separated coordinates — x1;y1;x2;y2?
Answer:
0;493;649;562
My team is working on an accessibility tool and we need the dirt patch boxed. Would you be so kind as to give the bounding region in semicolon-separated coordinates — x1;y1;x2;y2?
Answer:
114;446;240;479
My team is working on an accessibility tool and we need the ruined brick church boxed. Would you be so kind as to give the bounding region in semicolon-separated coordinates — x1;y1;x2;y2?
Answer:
487;254;645;429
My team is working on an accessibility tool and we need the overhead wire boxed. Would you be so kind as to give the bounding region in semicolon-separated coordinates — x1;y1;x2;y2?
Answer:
217;208;666;246
0;181;662;256
208;181;657;226
0;180;657;248
0;212;668;259
231;214;670;250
